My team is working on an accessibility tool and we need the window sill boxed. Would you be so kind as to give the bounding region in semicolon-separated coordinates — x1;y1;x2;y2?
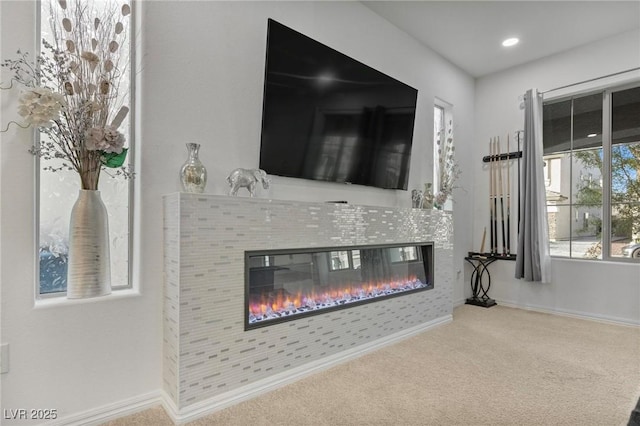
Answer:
34;288;140;309
550;256;640;266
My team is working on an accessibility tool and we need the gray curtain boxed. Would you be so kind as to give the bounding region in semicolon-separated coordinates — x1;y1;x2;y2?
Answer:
515;89;551;282
360;248;392;282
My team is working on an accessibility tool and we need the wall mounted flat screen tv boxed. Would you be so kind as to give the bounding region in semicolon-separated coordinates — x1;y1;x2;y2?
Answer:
259;19;418;190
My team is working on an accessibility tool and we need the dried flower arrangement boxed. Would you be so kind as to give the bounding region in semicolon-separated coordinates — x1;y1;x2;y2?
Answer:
1;0;132;190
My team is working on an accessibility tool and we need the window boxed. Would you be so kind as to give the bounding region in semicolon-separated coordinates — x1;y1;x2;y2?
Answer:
433;105;445;193
328;250;361;271
543;85;640;261
329;251;351;271
37;0;134;295
433;99;455;210
390;246;418;262
328;246;423;273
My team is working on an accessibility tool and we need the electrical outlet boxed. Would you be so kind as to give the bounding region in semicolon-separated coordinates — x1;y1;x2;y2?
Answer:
1;343;9;374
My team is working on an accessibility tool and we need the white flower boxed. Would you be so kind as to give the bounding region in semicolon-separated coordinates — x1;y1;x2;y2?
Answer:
17;87;65;127
434;191;449;206
85;127;105;150
101;126;125;153
85;125;125;153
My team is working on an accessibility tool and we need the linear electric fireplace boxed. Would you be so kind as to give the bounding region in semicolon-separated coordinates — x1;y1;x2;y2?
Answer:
245;243;433;329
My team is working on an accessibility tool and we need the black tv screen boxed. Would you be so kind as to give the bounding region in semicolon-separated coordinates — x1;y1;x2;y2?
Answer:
259;19;418;190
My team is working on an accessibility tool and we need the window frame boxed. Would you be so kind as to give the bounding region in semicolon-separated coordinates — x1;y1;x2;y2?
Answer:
328;250;352;271
543;81;640;262
434;98;454;210
433;103;445;193
34;0;137;298
327;250;362;272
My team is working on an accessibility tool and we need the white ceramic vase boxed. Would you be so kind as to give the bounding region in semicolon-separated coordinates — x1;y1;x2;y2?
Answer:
66;189;111;298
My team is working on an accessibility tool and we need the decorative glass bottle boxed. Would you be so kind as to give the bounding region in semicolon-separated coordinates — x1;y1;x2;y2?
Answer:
180;143;207;193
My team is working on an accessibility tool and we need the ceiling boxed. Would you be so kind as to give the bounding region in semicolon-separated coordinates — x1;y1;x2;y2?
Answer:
362;1;640;78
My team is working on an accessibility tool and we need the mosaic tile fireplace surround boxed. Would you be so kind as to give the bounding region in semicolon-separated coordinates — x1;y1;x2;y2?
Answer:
163;193;453;414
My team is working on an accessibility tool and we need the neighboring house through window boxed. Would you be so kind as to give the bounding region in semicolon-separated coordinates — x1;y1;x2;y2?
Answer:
543;85;640;260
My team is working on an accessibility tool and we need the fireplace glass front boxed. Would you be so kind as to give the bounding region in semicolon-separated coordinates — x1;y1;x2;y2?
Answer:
245;243;433;329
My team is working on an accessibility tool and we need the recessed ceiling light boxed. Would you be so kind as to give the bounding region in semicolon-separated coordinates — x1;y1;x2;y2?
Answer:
587;133;598;138
502;38;519;47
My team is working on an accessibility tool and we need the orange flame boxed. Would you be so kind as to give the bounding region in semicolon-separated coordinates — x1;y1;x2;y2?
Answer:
249;274;424;320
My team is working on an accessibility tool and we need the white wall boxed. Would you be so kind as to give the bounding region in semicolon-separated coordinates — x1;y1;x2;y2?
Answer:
0;2;162;423
138;1;475;303
0;1;474;422
474;29;640;325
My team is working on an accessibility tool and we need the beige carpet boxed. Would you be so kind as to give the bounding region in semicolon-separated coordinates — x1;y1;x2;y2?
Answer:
104;305;640;425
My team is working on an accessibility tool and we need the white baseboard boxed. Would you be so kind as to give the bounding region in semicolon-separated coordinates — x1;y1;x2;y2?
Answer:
495;299;640;327
162;314;452;424
45;391;163;426
453;297;466;307
26;315;452;426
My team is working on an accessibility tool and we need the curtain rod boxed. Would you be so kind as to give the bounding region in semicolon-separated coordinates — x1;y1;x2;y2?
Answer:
541;67;640;95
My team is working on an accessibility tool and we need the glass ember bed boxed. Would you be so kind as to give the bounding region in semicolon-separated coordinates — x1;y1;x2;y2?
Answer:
245;243;433;330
